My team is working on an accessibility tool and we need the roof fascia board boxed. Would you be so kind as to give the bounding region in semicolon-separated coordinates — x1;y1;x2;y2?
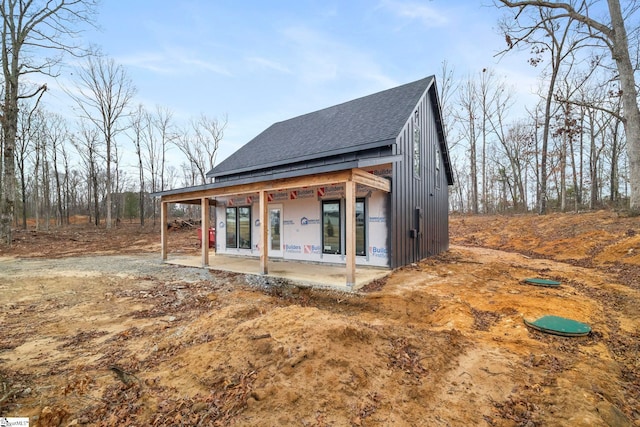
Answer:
356;154;402;168
426;78;455;185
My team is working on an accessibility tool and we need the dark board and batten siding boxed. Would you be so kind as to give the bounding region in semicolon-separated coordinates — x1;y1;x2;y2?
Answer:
390;84;449;268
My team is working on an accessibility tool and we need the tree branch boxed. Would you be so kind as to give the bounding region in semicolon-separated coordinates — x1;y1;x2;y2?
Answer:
497;0;614;39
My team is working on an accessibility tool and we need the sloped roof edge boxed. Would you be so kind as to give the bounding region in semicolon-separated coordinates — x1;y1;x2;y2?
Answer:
208;76;435;178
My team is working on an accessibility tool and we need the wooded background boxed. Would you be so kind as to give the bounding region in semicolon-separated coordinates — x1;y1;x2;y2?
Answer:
1;1;639;244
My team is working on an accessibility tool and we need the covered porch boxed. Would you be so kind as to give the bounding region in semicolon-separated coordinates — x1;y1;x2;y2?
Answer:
158;167;391;289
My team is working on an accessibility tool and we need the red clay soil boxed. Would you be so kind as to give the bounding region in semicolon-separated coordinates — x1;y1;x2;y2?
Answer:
1;211;639;426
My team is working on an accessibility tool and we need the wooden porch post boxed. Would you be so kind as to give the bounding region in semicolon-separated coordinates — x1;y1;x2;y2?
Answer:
201;197;210;267
345;180;356;288
259;190;269;274
161;200;168;261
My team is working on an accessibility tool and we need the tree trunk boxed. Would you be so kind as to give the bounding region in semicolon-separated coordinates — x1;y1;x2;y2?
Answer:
34;141;41;231
0;102;18;244
590;121;598;210
569;134;579;213
18;152;27;230
42;142;51;231
64;152;71;226
560;133;567;212
53;140;64;226
539;68;559;215
470;118;479;214
607;0;640;213
610;119;620;203
578;108;584;208
481;114;487;213
106;136;112;229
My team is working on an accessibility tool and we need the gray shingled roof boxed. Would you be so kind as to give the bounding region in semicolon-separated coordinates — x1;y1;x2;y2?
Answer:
208;76;435;178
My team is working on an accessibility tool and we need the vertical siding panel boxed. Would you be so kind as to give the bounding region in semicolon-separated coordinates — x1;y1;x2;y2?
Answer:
390;81;450;268
427;94;436;256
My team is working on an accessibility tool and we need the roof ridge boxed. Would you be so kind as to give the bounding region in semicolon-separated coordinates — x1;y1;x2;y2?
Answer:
270;76;434;126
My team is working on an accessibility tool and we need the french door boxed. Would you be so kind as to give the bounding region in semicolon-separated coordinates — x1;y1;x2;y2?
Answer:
268;205;283;257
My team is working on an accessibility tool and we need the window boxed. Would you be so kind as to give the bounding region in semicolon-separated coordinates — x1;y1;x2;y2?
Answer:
322;200;341;254
321;199;365;256
356;198;366;256
269;207;281;251
226;206;252;249
413;126;421;178
238;206;251;249
225;207;237;248
435;146;442;189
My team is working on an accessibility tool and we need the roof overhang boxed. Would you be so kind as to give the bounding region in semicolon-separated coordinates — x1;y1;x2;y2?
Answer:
426;78;455;186
207;138;396;179
153;166;392;205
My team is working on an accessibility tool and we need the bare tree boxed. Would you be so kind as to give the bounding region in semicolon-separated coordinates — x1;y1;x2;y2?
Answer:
553;63;599;212
497;3;586;213
152;105;175;192
0;0;96;245
497;0;640;213
438;61;458;148
71;122;101;226
487;85;532;212
45;113;69;226
68;55;136;228
477;69;502;213
174;114;227;185
129;104;146;226
15;102;38;229
455;76;480;214
58;131;73;225
31;108;49;230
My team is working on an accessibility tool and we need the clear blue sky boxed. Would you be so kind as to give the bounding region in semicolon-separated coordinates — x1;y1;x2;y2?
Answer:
46;0;538;173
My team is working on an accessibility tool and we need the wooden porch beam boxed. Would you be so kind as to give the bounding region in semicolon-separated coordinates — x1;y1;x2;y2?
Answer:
161;169;354;204
162;198;217;206
259;190;268;275
201;197;210;267
161;201;168;261
160;168;389;205
345;180;356;288
351;168;391;192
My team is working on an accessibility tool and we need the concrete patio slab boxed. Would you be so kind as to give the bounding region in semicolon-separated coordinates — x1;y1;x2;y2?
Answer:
164;254;390;291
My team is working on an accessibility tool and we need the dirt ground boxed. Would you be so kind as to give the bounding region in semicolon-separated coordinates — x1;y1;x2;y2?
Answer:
0;211;639;426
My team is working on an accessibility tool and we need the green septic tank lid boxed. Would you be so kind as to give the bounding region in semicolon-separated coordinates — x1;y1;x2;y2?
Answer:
524;315;591;337
523;278;561;287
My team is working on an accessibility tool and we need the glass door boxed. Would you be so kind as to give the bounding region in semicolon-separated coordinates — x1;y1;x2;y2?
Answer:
268;205;283;257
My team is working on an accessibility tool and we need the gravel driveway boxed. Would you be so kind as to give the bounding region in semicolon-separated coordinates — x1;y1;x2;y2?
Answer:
0;253;215;283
